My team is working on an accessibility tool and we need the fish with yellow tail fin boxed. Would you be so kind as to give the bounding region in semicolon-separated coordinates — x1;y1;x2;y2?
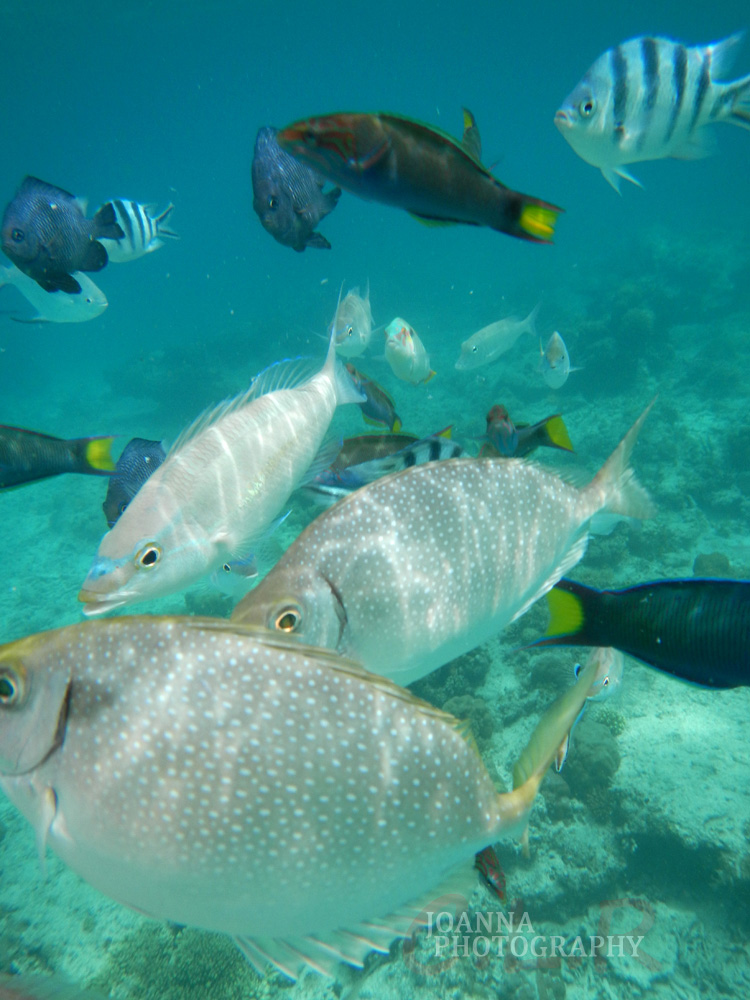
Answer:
0;424;115;490
233;400;654;686
478;404;574;459
532;576;750;689
345;362;402;430
277;110;563;243
0;616;595;981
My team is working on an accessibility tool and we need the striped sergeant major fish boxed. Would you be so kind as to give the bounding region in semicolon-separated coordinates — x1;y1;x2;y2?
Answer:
99;199;179;261
555;33;750;191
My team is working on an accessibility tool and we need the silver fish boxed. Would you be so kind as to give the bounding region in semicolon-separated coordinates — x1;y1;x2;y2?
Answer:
0;262;107;324
330;283;373;358
0;617;598;980
79;334;362;615
99;200;178;262
455;304;539;371
554;646;625;771
540;330;579;389
384;317;435;384
555;33;750;191
233;403;654;685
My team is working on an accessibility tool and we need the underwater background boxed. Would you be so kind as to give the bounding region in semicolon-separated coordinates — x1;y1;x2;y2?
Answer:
1;0;749;997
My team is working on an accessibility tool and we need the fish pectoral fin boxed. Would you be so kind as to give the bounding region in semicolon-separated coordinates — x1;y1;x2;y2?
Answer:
407;211;462;227
601;165;642;192
35;786;59;875
234;858;477;980
40;271;83;294
305;232;332;250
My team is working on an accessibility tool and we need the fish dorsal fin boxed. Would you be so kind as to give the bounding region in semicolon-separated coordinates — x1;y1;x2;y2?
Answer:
461;106;482;160
234;858;477;979
166;357;320;457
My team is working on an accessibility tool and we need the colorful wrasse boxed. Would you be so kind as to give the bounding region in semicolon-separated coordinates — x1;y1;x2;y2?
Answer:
533;577;750;689
0;616;598;981
384;317;435;384
478;405;574;459
345;363;402;431
474;846;506;902
277;110;562;243
0;425;115;489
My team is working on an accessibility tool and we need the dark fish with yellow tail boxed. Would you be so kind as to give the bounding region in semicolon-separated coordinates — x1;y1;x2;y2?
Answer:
533;577;750;689
0;425;115;490
0;616;598;981
277;110;562;243
345;362;402;431
479;405;574;458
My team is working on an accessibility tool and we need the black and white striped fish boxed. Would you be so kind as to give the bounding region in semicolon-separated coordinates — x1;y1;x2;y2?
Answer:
98;199;179;261
555;33;750;191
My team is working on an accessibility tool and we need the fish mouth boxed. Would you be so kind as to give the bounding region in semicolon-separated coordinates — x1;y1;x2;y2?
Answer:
554;110;571;131
78;588;130;616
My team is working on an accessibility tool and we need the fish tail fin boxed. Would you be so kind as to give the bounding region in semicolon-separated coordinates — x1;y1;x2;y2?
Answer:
496;654;600;847
79;436;117;474
155;203;180;239
524;302;542;338
516;198;563;244
542;415;574;452
726;73;750;129
528;578;603;648
391;416;403;432
585;398;655;519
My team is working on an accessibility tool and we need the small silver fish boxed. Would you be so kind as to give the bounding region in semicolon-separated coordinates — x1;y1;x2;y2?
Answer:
330;283;373;358
0;262;107;324
455;304;539;371
554;646;624;771
384;317;435;384
555;33;750;191
233;403;654;685
540;331;578;389
99;200;178;262
0;617;598;981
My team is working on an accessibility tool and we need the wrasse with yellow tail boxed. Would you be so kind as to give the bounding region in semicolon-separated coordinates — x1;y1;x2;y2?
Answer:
533;577;750;689
278;109;562;243
478;404;574;459
0;424;115;490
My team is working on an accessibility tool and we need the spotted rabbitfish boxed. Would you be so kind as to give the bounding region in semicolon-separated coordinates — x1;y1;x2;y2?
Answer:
555;33;750;191
79;333;362;614
0;617;599;980
233;403;654;685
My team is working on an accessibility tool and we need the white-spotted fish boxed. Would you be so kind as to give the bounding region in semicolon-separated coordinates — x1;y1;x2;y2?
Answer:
330;283;373;358
455;304;539;371
555;33;750;191
0;262;107;324
79;333;362;615
233;402;654;685
98;200;178;262
0;617;598;981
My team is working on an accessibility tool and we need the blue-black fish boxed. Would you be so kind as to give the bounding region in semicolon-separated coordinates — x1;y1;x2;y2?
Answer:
555;33;750;191
1;177;123;293
533;576;750;689
251;127;341;251
345;363;402;431
102;437;166;527
99;200;178;262
0;425;115;490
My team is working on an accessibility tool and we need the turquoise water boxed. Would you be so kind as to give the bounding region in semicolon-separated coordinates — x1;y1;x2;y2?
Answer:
1;0;749;997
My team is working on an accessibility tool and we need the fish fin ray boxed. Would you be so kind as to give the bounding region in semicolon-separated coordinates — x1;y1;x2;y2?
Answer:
586;397;656;519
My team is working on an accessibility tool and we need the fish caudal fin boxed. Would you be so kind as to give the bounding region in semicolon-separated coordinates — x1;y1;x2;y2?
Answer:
517;201;563;243
531;578;603;648
725;73;750;129
585;398;655;519
497;652;600;850
79;436;117;474
543;415;574;452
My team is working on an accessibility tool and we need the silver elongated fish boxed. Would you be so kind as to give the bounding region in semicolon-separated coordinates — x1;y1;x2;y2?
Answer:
555;33;750;191
98;200;178;261
455;304;539;371
0;262;107;323
232;403;654;685
0;616;598;981
79;333;362;615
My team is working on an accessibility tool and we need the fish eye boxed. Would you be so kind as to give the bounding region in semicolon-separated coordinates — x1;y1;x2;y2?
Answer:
0;666;22;707
345;325;353;339
135;543;162;569
119;502;128;515
579;98;596;118
471;345;478;354
274;604;303;633
602;676;610;688
574;663;582;677
222;563;232;574
268;196;278;210
11;228;24;243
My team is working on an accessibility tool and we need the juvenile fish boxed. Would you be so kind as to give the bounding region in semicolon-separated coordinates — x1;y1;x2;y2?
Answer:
555;33;750;191
0;262;107;324
99;200;178;261
384;316;435;384
330;284;373;358
1;176;122;293
455;304;539;371
0;617;597;981
79;335;362;615
554;646;624;771
233;403;654;685
0;425;115;490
